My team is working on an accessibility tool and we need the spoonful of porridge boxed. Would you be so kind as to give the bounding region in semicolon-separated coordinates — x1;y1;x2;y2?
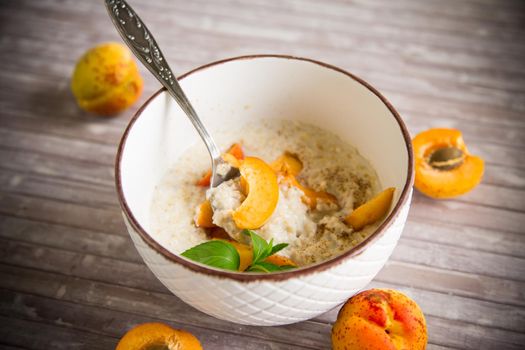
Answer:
105;0;238;187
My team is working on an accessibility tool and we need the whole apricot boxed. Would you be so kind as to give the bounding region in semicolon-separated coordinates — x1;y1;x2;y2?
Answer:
71;42;143;116
116;322;202;350
332;289;427;350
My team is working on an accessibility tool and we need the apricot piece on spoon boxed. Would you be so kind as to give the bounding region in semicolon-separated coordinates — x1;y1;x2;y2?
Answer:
116;322;202;350
71;42;143;116
197;143;244;187
345;187;395;230
232;157;279;229
332;289;427;350
413;128;484;199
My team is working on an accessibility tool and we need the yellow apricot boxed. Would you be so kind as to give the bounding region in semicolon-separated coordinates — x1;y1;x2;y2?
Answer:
71;42;143;116
232;157;279;229
345;188;395;230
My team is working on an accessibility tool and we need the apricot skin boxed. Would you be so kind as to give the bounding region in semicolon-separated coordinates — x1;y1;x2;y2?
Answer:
116;322;202;350
71;43;143;116
332;289;427;350
413;128;484;199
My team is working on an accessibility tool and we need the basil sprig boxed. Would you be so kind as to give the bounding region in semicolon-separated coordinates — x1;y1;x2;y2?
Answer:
242;229;294;272
180;229;296;273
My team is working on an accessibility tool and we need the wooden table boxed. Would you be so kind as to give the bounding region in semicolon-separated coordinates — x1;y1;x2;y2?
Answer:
1;0;524;349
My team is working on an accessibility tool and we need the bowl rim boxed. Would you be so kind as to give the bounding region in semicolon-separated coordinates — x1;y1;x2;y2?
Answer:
116;54;414;282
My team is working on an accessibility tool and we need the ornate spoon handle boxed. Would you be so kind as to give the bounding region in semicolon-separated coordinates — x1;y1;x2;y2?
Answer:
105;0;222;166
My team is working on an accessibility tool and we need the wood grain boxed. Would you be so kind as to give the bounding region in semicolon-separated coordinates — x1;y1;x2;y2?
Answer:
0;0;524;349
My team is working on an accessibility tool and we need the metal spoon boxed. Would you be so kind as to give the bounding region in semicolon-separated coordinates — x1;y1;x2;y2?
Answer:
105;0;238;187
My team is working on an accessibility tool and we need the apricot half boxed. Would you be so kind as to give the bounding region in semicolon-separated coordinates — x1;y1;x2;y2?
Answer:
71;42;143;116
116;322;202;350
282;175;338;209
332;289;427;350
413;128;484;198
345;187;395;230
232;157;279;229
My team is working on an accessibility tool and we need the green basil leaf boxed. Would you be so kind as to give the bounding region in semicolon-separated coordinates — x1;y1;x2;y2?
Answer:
243;229;269;264
278;264;297;270
181;240;240;271
270;243;289;256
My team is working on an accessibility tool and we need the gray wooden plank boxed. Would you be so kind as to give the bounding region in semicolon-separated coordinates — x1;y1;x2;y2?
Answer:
0;290;314;350
0;315;116;350
0;265;333;349
0;192;124;235
0;170;118;209
0;215;140;263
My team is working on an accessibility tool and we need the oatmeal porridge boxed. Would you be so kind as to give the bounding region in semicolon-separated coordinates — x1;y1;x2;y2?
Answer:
150;119;386;267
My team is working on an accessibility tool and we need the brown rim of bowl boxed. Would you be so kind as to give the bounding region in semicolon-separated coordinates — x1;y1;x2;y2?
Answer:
115;54;414;282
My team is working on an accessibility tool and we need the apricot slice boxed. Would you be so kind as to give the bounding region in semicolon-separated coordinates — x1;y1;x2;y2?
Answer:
345;187;395;230
71;43;143;116
413;128;484;199
227;242;296;271
271;152;303;176
232;157;279;229
197;143;244;187
282;175;338;209
332;289;427;350
194;200;215;228
116;322;202;350
228;241;253;271
264;254;297;267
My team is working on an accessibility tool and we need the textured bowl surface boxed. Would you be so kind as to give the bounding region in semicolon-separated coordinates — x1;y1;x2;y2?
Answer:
116;55;413;326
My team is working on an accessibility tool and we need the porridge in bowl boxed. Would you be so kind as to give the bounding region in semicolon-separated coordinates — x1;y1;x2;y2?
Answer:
150;119;394;270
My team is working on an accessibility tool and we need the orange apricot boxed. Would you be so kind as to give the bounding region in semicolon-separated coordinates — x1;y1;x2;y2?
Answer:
71;43;143;116
264;254;297;267
116;322;202;350
194;200;215;228
196;143;244;187
413;128;484;199
332;289;427;350
232;157;279;229
271;152;303;176
228;240;253;271
345;187;395;230
281;175;338;209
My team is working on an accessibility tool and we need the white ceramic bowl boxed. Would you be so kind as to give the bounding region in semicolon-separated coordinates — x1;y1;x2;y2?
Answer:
116;55;413;326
